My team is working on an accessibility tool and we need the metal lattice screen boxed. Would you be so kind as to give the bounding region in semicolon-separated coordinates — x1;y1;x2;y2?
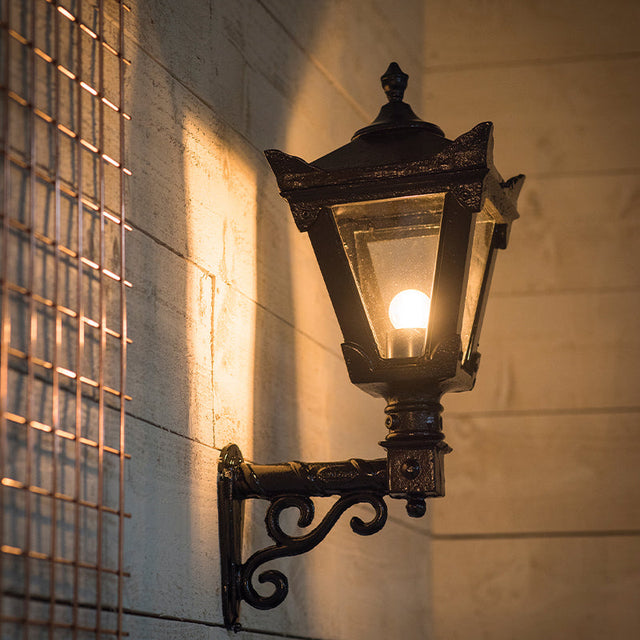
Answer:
0;0;130;637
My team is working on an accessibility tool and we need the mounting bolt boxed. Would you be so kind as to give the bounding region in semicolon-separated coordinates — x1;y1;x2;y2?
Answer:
400;459;421;479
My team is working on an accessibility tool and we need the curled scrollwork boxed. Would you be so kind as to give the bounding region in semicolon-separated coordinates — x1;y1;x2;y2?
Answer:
238;492;387;611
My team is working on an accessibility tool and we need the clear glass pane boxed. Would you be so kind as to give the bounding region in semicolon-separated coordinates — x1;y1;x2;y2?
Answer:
332;193;445;359
460;200;496;360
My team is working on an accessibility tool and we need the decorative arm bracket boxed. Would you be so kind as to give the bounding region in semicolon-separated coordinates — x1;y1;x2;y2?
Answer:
218;444;389;631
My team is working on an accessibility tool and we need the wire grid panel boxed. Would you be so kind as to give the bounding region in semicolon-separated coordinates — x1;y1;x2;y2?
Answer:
0;0;131;637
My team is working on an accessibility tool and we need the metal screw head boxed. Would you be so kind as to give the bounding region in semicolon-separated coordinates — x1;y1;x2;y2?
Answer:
400;459;421;479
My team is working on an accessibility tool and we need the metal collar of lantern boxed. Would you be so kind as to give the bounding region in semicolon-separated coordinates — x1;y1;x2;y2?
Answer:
218;62;525;631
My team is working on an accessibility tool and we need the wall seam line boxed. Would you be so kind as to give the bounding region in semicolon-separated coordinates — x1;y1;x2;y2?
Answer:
253;0;370;121
128;221;345;360
423;49;640;74
447;406;640;419
122;607;338;639
492;287;640;298
431;530;640;541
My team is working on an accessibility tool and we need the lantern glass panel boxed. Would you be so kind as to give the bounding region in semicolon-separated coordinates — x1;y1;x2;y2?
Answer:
331;193;445;359
460;200;496;361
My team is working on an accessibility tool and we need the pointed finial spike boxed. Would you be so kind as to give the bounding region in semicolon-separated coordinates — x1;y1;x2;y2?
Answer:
381;62;408;103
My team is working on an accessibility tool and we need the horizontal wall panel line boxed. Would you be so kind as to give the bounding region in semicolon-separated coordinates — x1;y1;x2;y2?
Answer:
509;168;640;181
128;41;261;158
128;222;344;361
125;409;216;449
492;286;640;298
123;608;332;640
447;405;640;419
125;220;214;278
511;167;640;179
254;0;370;122
432;529;640;542
424;49;640;74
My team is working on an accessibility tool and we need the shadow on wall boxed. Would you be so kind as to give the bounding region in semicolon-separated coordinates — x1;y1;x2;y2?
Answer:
125;0;331;624
124;0;206;620
126;0;430;635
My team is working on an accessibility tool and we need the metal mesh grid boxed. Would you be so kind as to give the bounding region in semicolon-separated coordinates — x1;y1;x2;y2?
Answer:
0;0;130;637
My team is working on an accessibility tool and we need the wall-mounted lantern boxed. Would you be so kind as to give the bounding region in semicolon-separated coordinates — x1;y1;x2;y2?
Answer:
218;62;524;631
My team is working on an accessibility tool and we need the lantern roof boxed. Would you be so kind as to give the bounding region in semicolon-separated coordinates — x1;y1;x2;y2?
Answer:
264;62;525;401
265;62;524;235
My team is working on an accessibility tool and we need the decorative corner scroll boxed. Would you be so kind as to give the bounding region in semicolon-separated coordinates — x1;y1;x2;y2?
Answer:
432;121;494;171
264;149;322;189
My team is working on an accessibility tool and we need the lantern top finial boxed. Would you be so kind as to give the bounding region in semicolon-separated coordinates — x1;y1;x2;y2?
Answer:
381;62;408;103
351;62;444;140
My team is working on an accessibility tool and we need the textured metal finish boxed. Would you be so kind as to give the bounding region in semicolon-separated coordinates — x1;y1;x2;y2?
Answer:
240;492;387;611
353;62;445;139
265;65;524;404
264;122;496;230
218;445;245;632
382;62;409;101
235;457;387;498
382;399;452;512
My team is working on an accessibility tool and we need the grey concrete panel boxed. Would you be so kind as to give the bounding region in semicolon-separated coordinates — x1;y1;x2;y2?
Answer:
431;412;640;535
431;536;640;640
426;59;640;177
127;230;214;444
423;0;640;69
492;175;640;295
445;291;640;414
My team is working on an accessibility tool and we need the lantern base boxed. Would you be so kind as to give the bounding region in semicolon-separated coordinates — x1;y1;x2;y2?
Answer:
218;400;452;628
381;397;452;511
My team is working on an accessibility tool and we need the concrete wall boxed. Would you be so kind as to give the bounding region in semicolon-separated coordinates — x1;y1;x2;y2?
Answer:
123;1;432;638
4;1;639;639
126;1;640;636
422;2;640;639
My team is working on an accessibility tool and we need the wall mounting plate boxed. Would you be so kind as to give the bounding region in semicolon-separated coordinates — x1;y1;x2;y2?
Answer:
218;444;244;631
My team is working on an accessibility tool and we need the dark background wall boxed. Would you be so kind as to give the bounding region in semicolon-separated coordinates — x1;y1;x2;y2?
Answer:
422;1;640;638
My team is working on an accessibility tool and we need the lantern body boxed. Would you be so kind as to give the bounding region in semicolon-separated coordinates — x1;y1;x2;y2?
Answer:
266;124;522;404
332;193;444;360
218;69;526;632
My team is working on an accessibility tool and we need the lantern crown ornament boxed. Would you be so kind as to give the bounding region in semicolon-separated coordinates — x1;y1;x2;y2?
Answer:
218;63;524;631
351;61;445;138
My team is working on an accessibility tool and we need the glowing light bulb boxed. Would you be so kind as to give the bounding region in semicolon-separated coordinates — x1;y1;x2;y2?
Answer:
388;289;431;329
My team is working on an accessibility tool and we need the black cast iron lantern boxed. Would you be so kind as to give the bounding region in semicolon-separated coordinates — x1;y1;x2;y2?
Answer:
265;62;524;508
218;63;524;630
